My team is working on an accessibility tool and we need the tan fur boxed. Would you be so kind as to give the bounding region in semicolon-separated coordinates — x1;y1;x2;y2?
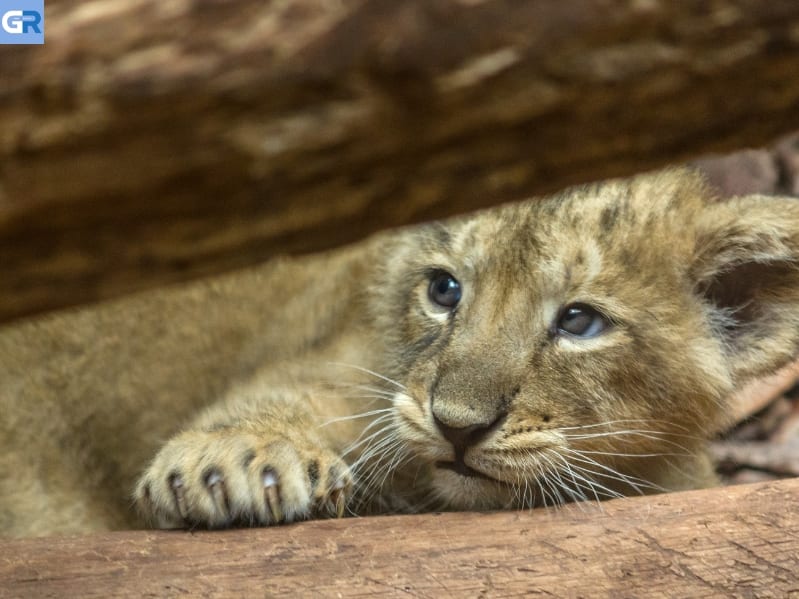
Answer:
3;168;799;537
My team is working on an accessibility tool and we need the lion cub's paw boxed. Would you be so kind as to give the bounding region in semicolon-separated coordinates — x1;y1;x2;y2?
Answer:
134;429;352;529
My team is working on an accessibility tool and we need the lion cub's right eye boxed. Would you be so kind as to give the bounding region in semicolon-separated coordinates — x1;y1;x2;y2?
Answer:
428;271;461;309
556;303;609;338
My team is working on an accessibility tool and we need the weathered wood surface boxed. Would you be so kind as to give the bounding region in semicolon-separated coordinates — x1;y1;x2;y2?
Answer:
1;478;797;598
2;0;799;323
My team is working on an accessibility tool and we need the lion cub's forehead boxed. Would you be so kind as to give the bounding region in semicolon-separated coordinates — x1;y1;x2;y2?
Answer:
449;169;705;280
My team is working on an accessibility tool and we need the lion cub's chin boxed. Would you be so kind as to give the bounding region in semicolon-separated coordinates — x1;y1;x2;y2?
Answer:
430;467;515;511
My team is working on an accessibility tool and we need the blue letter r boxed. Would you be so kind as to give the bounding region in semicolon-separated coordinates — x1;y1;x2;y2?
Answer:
22;10;41;33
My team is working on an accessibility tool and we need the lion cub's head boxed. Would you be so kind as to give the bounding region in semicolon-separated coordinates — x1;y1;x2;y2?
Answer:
367;168;799;510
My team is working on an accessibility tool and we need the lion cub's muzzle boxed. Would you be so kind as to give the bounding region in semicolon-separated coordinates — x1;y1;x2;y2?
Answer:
433;412;507;479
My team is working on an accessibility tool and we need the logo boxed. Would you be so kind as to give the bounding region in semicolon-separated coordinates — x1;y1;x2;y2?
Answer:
1;0;44;44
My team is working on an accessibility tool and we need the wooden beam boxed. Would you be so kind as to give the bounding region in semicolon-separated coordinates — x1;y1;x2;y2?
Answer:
1;478;797;597
3;0;799;322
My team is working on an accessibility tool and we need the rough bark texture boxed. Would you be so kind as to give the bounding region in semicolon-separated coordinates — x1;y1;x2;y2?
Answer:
2;0;799;322
0;478;797;598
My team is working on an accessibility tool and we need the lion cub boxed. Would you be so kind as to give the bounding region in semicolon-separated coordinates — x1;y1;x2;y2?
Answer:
2;168;799;537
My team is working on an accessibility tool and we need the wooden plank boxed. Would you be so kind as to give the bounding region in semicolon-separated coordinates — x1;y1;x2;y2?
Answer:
2;0;799;322
1;478;797;597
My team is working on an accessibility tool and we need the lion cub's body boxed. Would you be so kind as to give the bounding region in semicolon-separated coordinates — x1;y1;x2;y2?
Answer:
0;247;372;536
2;168;799;538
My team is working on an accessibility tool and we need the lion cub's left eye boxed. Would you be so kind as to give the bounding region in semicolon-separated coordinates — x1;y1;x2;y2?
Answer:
556;304;609;338
428;271;462;309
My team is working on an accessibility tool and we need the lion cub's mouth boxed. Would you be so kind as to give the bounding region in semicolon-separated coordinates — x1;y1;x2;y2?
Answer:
435;460;497;482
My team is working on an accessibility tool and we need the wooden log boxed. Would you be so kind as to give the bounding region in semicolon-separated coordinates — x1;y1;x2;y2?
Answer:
3;0;799;323
1;478;797;597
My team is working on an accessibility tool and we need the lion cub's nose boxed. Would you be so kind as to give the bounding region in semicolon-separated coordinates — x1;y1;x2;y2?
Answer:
434;413;506;451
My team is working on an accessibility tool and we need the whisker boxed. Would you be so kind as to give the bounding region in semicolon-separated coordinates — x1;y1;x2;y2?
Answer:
556;418;691;433
339;414;396;458
573;449;690;459
351;437;409;510
544;449;610;504
329;382;397;395
539;451;589;508
349;432;402;473
319;407;394;428
328;387;398;402
562;429;701;453
557;463;627;501
562;429;670;440
326;362;407;390
349;429;403;472
561;449;666;495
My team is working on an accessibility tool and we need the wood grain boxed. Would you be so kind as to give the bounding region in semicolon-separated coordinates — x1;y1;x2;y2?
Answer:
2;0;799;322
1;478;797;597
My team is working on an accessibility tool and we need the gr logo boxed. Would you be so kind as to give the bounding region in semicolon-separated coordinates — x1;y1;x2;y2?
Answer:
1;0;44;44
3;11;42;34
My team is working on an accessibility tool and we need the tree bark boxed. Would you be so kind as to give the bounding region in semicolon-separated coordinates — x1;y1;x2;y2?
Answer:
2;0;799;322
1;478;797;597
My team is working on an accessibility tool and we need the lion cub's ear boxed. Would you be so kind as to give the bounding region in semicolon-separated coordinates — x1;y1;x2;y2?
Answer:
692;195;799;383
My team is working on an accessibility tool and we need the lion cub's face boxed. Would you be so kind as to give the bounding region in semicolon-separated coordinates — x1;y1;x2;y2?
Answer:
369;169;799;510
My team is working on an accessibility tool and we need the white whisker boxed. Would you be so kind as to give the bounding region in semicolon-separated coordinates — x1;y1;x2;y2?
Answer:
556;419;691;433
539;451;589;508
326;362;407;390
319;407;394;428
340;414;396;458
561;449;666;495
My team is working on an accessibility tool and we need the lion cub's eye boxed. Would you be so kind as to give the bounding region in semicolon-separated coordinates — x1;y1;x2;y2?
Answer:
556;304;609;338
428;271;462;309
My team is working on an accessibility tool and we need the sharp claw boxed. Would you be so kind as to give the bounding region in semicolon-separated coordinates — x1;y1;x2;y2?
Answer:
262;469;283;522
204;469;231;521
331;478;347;518
169;473;189;522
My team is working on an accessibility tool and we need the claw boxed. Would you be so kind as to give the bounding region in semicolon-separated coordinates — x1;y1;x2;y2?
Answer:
262;469;283;522
331;478;347;518
169;473;189;522
204;469;231;521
